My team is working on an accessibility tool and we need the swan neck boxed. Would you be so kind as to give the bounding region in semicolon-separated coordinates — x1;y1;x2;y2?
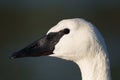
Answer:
76;53;111;80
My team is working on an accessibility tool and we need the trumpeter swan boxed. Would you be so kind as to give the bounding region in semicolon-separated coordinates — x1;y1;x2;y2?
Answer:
11;18;111;80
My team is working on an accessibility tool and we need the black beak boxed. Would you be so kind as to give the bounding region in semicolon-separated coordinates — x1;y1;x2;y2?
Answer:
10;35;55;59
10;28;68;59
10;29;69;59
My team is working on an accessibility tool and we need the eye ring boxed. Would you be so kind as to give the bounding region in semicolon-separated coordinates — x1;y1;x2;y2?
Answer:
63;28;70;34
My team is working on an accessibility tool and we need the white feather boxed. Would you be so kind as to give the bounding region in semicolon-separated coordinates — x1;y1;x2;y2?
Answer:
48;18;111;80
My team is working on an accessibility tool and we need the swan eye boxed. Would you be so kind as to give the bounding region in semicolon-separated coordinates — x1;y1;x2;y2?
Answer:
63;28;70;34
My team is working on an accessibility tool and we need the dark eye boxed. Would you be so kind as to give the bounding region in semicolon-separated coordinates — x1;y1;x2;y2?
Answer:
63;28;70;34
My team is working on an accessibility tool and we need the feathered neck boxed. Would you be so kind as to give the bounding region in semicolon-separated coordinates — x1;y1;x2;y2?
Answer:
75;48;111;80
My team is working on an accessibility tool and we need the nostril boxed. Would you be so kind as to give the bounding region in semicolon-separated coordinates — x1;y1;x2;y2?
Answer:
30;45;36;49
30;43;39;49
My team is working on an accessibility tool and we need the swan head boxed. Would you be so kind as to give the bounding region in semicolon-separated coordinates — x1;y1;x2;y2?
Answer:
11;18;107;62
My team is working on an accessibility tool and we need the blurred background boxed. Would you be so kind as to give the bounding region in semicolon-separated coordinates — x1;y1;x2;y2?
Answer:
0;0;120;80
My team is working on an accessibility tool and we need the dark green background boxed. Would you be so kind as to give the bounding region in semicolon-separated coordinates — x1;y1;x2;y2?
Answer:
0;0;120;80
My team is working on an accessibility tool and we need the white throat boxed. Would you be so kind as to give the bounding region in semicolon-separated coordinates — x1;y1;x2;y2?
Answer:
76;51;111;80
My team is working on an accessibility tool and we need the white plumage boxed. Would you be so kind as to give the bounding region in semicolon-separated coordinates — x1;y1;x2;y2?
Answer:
48;18;111;80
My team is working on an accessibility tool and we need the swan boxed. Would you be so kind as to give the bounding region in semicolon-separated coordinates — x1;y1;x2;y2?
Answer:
11;18;111;80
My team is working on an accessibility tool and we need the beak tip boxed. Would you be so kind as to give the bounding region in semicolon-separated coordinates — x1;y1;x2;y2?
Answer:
10;52;18;60
9;56;15;60
9;55;15;60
